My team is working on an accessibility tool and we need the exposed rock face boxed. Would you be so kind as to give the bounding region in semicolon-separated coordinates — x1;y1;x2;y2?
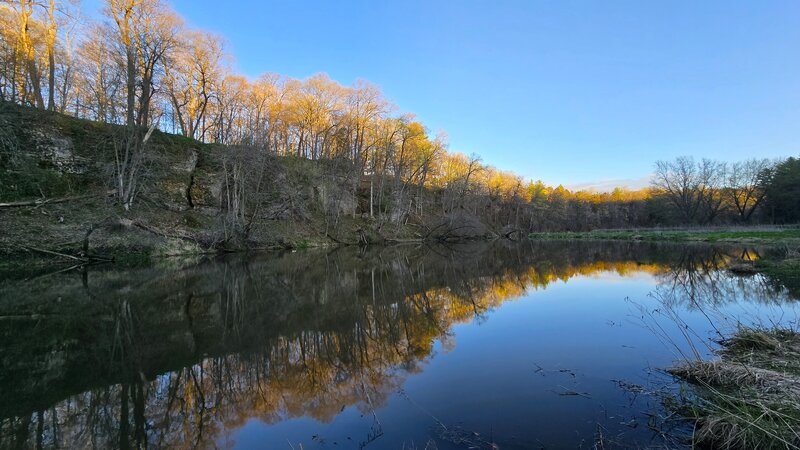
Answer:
192;171;223;210
432;211;493;241
315;182;357;218
177;148;199;174
154;148;200;211
22;126;89;174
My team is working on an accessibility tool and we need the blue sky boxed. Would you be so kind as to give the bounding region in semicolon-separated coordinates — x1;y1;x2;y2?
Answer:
84;0;800;189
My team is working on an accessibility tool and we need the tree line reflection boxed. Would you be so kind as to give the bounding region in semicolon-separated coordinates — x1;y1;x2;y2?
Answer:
0;241;793;449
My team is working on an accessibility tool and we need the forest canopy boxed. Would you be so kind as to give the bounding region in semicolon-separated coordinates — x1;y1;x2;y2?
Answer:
0;0;797;231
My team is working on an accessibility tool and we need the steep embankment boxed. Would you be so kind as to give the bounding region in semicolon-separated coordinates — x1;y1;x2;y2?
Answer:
0;103;499;262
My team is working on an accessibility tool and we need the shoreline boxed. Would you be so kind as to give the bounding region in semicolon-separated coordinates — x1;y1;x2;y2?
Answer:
667;326;800;449
528;227;800;245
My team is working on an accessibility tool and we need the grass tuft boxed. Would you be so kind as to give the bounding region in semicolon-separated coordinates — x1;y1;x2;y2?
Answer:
668;327;800;449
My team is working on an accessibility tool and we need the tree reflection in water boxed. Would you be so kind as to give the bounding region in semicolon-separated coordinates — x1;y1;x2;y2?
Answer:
0;241;794;449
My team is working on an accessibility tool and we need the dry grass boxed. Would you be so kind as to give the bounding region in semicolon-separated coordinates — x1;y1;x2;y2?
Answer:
668;327;800;449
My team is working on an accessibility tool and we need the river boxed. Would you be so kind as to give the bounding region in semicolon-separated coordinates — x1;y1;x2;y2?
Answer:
0;241;797;449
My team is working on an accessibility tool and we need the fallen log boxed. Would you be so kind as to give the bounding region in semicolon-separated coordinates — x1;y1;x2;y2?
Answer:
18;245;87;261
11;244;113;262
0;190;115;208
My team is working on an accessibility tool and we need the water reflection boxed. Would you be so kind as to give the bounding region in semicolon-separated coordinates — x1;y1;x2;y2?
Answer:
0;241;795;449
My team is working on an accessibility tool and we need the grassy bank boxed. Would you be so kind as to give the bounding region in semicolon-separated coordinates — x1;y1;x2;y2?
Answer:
528;228;800;297
668;327;800;449
528;227;800;245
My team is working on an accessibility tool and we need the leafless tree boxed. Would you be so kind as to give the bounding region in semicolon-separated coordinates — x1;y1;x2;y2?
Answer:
653;156;726;224
725;158;772;222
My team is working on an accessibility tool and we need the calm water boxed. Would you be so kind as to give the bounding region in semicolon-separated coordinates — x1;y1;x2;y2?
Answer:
1;241;798;449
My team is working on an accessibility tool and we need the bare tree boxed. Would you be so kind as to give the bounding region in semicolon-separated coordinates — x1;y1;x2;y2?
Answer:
75;23;125;122
653;156;726;224
43;0;56;110
220;146;270;244
14;0;45;108
725;158;772;222
698;158;726;224
113;120;156;210
105;0;180;209
164;30;222;140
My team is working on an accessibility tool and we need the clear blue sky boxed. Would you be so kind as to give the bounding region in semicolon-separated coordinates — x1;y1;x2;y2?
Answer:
85;0;800;189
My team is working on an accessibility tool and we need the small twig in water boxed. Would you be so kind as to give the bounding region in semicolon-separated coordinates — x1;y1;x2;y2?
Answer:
552;385;592;399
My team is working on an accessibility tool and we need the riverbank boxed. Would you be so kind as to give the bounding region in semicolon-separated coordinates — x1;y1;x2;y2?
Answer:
1;102;507;265
528;227;800;245
667;326;800;449
528;228;800;297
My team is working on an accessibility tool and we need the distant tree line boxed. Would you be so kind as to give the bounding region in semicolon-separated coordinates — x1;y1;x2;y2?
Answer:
648;156;800;227
0;0;797;232
524;156;799;231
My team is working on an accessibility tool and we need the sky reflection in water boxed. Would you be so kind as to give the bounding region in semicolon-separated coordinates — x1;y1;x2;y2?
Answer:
0;241;797;449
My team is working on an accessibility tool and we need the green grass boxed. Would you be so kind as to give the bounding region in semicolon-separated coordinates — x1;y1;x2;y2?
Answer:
527;227;800;296
528;228;800;244
755;258;800;297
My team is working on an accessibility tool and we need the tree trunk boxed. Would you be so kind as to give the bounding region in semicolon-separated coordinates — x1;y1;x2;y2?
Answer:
125;47;136;128
47;48;55;111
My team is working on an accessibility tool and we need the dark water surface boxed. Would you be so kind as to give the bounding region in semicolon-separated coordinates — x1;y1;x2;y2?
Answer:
1;241;798;449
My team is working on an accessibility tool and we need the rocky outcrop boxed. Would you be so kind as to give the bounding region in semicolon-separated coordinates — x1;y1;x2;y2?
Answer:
153;148;200;211
20;125;94;175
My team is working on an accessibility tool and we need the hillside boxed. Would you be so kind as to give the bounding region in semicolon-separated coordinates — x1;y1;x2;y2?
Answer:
0;102;503;262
